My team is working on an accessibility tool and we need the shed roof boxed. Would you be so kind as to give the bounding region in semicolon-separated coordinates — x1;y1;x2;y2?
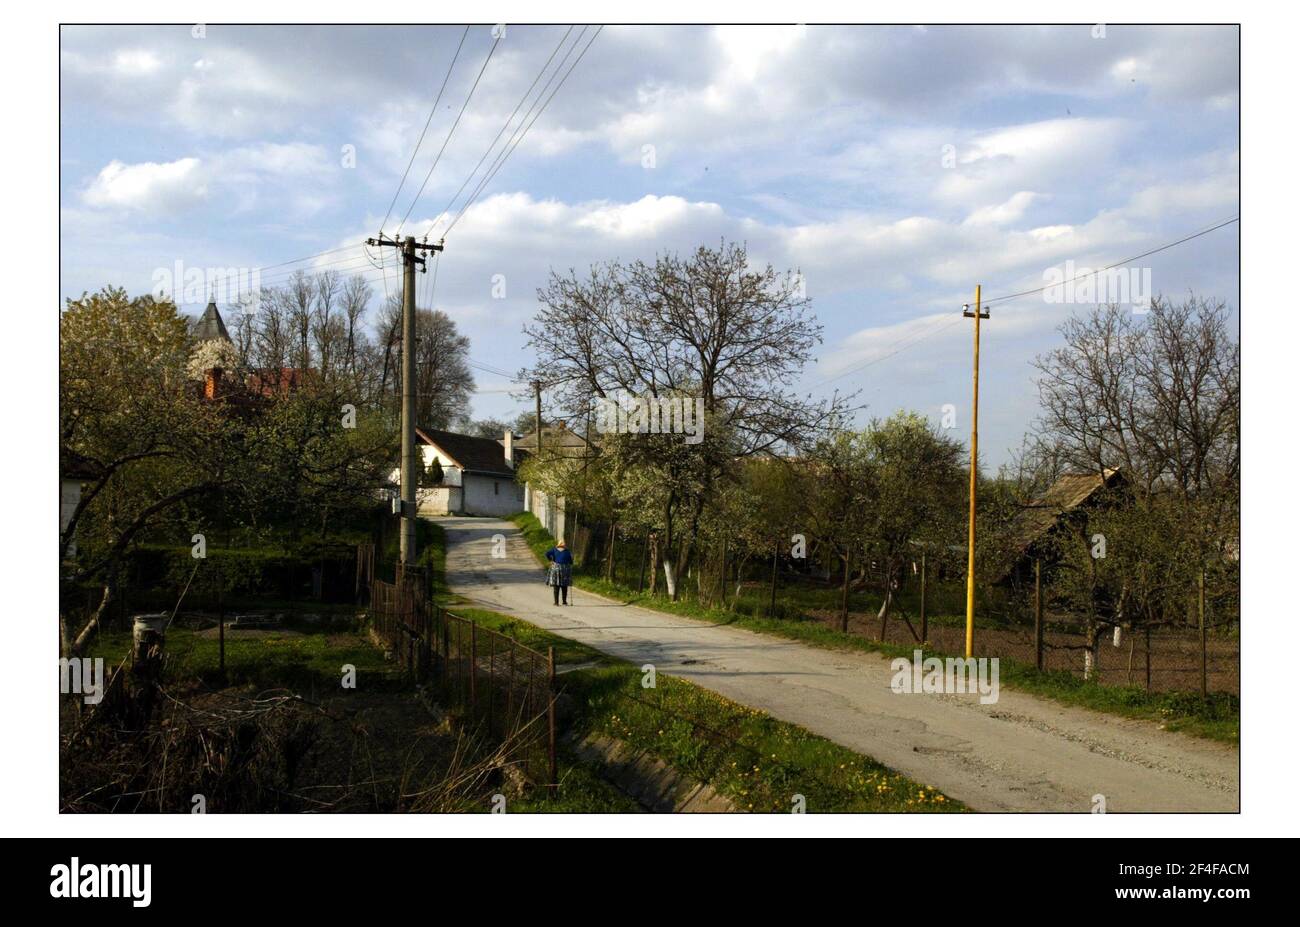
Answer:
513;425;589;450
1010;467;1123;553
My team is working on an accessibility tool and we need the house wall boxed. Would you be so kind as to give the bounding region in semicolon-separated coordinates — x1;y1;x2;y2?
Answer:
462;473;524;517
420;445;462;486
60;478;81;558
528;485;567;542
417;485;461;516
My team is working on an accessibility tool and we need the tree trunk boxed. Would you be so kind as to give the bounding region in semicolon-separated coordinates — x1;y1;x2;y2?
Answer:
1083;622;1100;681
878;577;892;640
70;579;115;657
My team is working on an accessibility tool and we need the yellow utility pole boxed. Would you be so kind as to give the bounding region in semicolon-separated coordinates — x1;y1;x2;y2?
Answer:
963;286;988;659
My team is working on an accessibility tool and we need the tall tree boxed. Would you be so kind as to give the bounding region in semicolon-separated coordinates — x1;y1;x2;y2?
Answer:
523;241;849;596
59;288;231;653
1030;296;1240;668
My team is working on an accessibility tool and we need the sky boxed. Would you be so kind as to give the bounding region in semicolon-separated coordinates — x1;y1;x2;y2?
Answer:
58;23;1240;466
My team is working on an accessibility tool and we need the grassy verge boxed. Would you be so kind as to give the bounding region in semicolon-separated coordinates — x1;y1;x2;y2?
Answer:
510;512;1238;744
448;602;961;812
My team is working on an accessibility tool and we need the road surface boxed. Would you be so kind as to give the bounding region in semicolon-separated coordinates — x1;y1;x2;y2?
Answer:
440;516;1239;812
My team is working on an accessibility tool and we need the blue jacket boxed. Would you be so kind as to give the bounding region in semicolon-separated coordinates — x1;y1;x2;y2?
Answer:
545;546;574;565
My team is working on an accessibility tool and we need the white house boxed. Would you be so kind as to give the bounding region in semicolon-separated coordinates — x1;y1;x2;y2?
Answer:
60;450;99;561
410;428;524;517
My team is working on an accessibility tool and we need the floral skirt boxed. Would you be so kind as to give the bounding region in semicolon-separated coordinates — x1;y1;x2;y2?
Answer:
546;563;573;587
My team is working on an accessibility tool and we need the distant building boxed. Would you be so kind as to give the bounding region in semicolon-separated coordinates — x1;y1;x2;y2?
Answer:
511;424;589;541
409;428;524;517
192;300;302;403
193;298;232;342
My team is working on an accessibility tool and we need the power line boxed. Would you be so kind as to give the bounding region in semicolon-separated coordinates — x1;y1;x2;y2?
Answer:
379;26;470;235
982;215;1239;306
253;252;381;283
396;30;503;234
443;25;603;238
430;25;575;232
469;360;516;378
807;314;964;390
250;243;363;274
805;215;1241;390
363;239;394;309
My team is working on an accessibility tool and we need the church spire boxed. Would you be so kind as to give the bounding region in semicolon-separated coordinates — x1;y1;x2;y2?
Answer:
194;296;232;343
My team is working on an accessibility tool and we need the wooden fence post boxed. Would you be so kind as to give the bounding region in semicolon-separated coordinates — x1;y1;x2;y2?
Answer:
839;553;851;633
1033;557;1043;672
487;632;495;733
919;552;928;645
217;563;226;681
469;621;477;709
637;535;648;593
547;646;558;797
1199;568;1208;699
1144;626;1152;692
769;536;779;616
719;536;729;608
506;640;515;723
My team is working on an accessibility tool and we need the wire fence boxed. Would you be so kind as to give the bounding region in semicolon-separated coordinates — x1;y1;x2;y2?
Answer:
560;512;1239;696
368;563;557;787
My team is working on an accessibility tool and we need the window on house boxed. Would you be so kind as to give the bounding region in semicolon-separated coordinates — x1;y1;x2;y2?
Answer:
494;482;500;495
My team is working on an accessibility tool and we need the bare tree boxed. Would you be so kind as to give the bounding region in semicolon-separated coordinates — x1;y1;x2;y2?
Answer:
523;241;850;596
1031;295;1240;667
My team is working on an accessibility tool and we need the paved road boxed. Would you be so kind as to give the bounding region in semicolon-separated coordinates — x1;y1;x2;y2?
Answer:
440;516;1239;812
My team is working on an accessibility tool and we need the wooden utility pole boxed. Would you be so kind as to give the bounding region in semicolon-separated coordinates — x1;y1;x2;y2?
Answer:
366;233;443;566
962;285;988;659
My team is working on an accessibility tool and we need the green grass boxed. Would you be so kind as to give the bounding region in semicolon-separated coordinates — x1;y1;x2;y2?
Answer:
506;758;643;813
422;588;962;812
83;625;402;694
510;512;1239;744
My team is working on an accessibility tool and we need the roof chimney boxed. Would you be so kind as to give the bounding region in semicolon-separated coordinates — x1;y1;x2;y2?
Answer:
204;366;224;400
503;429;515;468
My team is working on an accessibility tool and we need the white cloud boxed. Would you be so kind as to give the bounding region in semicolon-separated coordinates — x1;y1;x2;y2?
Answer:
964;191;1041;227
83;158;205;211
111;49;163;76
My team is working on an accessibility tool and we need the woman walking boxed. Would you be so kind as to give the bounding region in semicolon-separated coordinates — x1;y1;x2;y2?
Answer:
545;540;574;606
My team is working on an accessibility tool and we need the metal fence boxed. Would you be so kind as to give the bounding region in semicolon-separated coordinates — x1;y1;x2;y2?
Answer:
368;566;557;788
563;512;1239;696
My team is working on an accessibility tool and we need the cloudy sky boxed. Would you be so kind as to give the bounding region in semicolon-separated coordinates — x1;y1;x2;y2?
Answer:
59;23;1239;465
